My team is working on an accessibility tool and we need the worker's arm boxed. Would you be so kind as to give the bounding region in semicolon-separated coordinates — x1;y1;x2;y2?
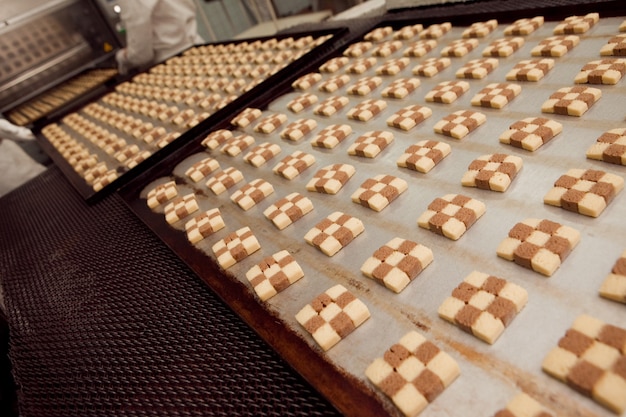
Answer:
116;0;158;73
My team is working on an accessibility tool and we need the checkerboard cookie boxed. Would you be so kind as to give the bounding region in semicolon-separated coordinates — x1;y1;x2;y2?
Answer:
319;56;349;73
425;81;469;104
263;192;314;230
462;154;523;192
318;74;351;93
541;314;626;414
343;41;373;58
287;93;318;113
434;110;486;139
372;40;404;57
201;129;233;150
504;16;544;35
541;86;601;117
147;181;178;209
231;107;262;128
463;19;498;38
586;128;626;165
221;134;255;157
499;117;563;151
365;330;460;417
418;194;486;240
314;96;350;116
243;142;281;167
280;118;317;141
212;226;261;269
553;13;599;34
311;124;352;149
361;238;433;293
304;212;364;256
246;250;304;301
599;249;626;303
185;157;220;182
230;179;274;210
376;58;411;76
347;130;394;157
351;174;408;212
456;58;499;79
496;218;580;276
164;193;199;224
394;24;423;40
272;150;315;180
543;168;624;217
205;167;244;195
482;37;524;57
403;40;437;57
185;208;225;244
574;58;626;85
420;22;452;39
382;78;421;99
306;164;355;194
347;99;388;122
600;34;626;56
387;105;432;131
471;83;522;109
345;57;378;74
531;35;580;57
506;58;555;81
292;72;322;90
254;113;287;134
493;392;554;417
441;39;479;57
346;76;382;96
295;284;370;351
397;140;451;173
439;271;528;344
365;26;393;42
156;132;181;149
92;170;118;192
412;57;451;77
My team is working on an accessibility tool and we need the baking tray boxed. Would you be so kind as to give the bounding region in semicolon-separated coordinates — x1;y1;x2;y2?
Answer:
33;28;346;203
119;8;626;417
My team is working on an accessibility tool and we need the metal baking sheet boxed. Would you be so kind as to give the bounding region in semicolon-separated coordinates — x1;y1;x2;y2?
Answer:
33;28;344;203
120;13;626;417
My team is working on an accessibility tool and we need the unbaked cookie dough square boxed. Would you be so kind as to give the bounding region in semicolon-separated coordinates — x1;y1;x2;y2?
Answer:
296;284;370;351
553;13;599;34
541;86;601;117
461;153;523;192
343;41;373;58
456;58;499;79
272;150;315;180
493;392;554;417
231;107;262;128
202;129;234;150
433;110;486;139
382;78;421;99
482;37;524;57
403;40;437;57
365;26;393;42
543;168;624;217
230;178;274;210
496;218;580;276
425;81;469;104
314;96;350;116
220;134;255;156
347;130;394;157
319;56;349;73
292;72;322;90
586;128;626;165
600;34;626;56
506;58;555;81
499;117;563;151
351;174;408;212
541;314;626;414
462;19;498;38
263;192;314;230
306;163;355;194
361;238;433;293
246;250;304;301
417;194;486;240
504;16;544;35
311;124;352;149
420;22;451;39
372;40;403;57
441;39;479;57
412;57;451;77
254;113;287;134
376;58;411;76
212;226;261;269
243;142;281;167
345;57;378;74
287;93;319;113
185;208;225;244
599;249;626;304
438;271;528;344
365;330;460;417
318;74;351;93
531;35;580;57
347;99;387;121
397;140;451;173
147;181;178;209
574;58;626;85
205;167;244;195
386;105;432;131
304;212;364;256
164;193;200;224
280;118;317;141
185;157;220;182
393;24;423;40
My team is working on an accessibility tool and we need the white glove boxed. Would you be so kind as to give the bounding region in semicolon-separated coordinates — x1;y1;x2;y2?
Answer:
0;118;35;141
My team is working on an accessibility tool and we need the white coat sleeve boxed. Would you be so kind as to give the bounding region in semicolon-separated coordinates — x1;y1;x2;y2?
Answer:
117;0;159;70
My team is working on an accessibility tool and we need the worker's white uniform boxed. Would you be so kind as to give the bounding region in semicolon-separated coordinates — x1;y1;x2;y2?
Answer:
116;0;204;73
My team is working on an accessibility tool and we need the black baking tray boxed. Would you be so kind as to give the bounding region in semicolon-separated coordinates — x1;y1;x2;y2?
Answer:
33;27;348;203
